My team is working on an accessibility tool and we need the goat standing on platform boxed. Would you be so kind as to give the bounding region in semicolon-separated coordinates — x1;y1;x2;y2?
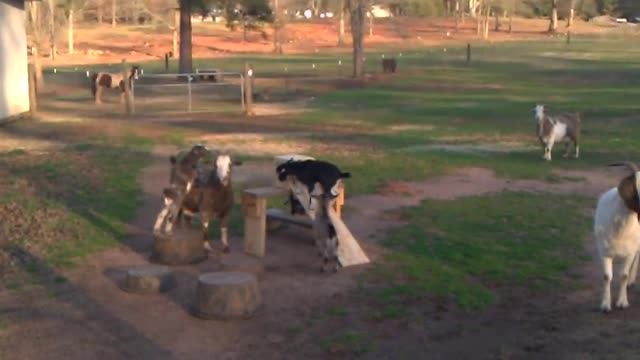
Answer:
311;190;341;273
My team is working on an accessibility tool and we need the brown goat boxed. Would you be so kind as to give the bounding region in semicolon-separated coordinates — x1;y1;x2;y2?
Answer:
164;154;242;253
533;104;581;161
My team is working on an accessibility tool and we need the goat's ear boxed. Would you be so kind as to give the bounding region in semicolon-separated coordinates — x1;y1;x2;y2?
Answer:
170;155;177;165
618;175;640;213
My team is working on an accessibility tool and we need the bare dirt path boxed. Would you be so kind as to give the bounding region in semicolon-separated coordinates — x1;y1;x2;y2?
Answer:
1;155;633;359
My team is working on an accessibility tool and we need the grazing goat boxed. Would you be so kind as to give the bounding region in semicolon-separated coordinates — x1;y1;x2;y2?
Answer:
312;192;341;273
594;161;640;312
533;104;581;161
382;58;397;73
90;65;140;104
164;154;242;253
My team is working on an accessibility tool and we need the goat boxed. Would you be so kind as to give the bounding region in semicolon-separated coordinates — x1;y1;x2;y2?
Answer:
311;191;341;273
533;104;581;161
594;161;640;312
90;65;140;104
276;159;350;211
382;58;397;73
164;154;242;253
154;144;209;235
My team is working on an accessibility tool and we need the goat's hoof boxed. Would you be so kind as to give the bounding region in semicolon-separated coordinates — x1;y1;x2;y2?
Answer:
222;246;230;254
628;283;636;289
600;303;612;313
203;242;213;252
616;300;629;309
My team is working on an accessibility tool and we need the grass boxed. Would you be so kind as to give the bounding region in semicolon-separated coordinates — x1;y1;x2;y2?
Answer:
378;192;593;311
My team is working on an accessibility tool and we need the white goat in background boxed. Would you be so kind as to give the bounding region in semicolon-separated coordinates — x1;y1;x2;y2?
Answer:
533;104;581;161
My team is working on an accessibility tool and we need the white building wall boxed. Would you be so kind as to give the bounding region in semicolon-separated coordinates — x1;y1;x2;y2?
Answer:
0;0;30;120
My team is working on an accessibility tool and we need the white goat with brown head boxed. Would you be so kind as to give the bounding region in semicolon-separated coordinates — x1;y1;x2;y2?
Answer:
533;104;581;161
594;161;640;312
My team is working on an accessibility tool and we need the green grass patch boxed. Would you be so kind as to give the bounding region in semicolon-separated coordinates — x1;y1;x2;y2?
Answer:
379;192;592;311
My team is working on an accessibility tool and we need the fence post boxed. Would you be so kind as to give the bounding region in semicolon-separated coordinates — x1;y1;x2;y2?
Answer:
187;75;192;112
240;74;245;111
165;53;170;72
244;62;254;116
466;43;471;64
28;63;37;116
121;59;133;116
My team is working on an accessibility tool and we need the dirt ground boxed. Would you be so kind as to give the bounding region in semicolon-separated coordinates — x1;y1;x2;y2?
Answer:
1;140;637;359
37;17;615;68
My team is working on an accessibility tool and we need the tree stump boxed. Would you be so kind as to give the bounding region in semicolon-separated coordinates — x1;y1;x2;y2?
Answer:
150;227;207;265
191;272;262;320
121;265;175;294
220;253;265;276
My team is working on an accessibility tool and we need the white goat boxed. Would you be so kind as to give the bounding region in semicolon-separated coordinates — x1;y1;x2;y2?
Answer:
533;104;581;161
594;161;640;312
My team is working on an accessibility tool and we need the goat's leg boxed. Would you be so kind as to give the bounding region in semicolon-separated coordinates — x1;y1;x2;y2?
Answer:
629;251;640;288
220;215;230;254
601;257;613;312
563;141;570;158
617;255;636;309
574;141;580;159
544;139;555;161
95;86;103;104
201;213;213;252
120;91;125;104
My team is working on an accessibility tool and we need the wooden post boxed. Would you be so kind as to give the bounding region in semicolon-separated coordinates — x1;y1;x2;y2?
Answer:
244;62;254;116
165;53;169;72
566;31;571;45
28;63;37;116
121;59;133;115
466;43;471;64
242;191;267;257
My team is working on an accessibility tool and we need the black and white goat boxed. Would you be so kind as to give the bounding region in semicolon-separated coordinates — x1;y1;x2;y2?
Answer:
533;104;581;161
594;161;640;312
164;154;242;253
311;192;341;273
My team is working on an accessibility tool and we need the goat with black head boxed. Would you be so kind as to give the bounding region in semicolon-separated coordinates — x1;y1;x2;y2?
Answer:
276;159;350;209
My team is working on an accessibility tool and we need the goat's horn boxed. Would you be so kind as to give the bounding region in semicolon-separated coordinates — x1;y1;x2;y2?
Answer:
608;161;640;173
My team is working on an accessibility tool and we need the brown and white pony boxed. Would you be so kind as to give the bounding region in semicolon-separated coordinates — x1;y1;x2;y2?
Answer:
90;66;140;104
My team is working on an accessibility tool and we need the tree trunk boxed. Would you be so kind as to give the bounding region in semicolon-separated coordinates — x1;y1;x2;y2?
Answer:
27;2;45;89
112;0;116;27
242;16;248;42
173;9;179;56
483;2;490;39
48;0;56;60
508;0;514;32
368;10;373;36
567;0;575;28
349;0;365;79
494;8;500;31
548;0;557;32
97;0;103;23
476;0;482;35
178;0;193;74
68;9;74;54
455;0;460;32
273;0;282;54
338;2;345;45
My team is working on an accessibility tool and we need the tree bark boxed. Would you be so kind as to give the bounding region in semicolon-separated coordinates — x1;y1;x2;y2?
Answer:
273;0;283;54
548;0;558;32
173;9;179;56
567;0;575;28
349;0;365;79
68;9;74;54
455;0;460;32
508;0;514;33
338;0;345;45
494;7;500;31
48;0;56;60
112;0;116;27
178;0;193;74
27;2;45;89
368;10;373;37
476;0;482;35
97;0;103;23
483;1;490;39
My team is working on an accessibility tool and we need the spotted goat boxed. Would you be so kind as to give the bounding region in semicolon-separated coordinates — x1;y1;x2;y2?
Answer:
533;104;581;161
90;65;140;104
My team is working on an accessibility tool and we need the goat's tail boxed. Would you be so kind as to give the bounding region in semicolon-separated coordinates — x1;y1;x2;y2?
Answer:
90;73;99;97
340;172;351;179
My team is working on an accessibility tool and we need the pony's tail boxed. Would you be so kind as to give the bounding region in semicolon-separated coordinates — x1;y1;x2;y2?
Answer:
90;73;98;97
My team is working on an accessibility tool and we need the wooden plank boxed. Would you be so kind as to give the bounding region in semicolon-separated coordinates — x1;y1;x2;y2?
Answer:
244;216;266;258
326;206;370;267
266;208;312;229
241;192;266;218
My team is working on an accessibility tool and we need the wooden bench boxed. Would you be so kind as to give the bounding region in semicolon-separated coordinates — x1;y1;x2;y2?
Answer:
241;183;345;258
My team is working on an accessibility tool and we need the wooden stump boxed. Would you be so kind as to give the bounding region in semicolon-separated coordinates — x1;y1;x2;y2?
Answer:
191;272;262;320
150;227;207;266
121;265;175;294
220;253;265;276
